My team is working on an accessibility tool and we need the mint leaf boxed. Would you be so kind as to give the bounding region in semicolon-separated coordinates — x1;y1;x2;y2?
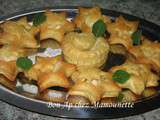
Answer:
33;13;46;26
112;70;130;84
132;30;142;45
92;19;106;37
16;57;33;70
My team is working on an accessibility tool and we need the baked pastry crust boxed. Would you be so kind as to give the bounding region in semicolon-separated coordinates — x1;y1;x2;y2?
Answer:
0;17;39;48
74;6;111;33
129;39;160;72
0;45;37;61
25;56;61;80
68;67;121;104
38;72;70;92
68;81;101;104
26;56;75;80
107;16;138;49
0;60;17;81
40;11;75;43
25;56;76;92
110;61;159;95
62;32;109;67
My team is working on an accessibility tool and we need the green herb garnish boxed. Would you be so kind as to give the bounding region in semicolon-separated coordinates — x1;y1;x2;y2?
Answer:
112;70;130;84
117;93;124;102
33;13;46;26
132;30;142;45
16;57;33;70
92;19;106;37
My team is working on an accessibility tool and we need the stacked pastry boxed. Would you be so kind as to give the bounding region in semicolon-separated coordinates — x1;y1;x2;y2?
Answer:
62;7;159;104
25;11;76;102
62;7;114;104
68;67;121;104
74;7;111;33
39;11;75;43
0;17;39;91
107;16;139;49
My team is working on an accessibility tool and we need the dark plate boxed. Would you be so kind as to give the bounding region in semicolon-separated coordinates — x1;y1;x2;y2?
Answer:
0;6;160;119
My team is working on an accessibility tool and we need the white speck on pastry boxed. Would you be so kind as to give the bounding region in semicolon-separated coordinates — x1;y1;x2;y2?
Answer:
22;84;38;94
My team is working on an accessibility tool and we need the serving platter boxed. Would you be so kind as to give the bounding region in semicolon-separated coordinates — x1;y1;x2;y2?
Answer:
0;6;160;119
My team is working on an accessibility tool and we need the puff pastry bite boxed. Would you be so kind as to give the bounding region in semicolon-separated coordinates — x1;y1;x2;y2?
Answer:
68;67;121;104
25;56;75;80
62;32;109;67
74;6;111;32
68;81;101;104
129;39;160;72
110;61;159;95
107;16;138;49
38;72;70;92
0;17;39;48
25;56;61;80
40;11;75;43
0;60;18;81
25;56;76;92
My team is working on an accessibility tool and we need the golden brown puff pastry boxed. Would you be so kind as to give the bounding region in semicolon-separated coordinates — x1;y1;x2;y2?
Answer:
100;77;122;98
25;56;62;81
62;32;109;67
17;17;39;36
38;72;70;92
58;62;76;77
129;39;160;72
25;56;75;92
0;60;18;81
107;16;139;49
110;61;159;95
69;67;121;103
25;56;76;81
71;66;108;82
0;45;37;61
142;88;158;98
0;17;39;48
49;57;76;78
68;81;101;104
0;75;16;90
74;6;111;33
40;11;75;43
